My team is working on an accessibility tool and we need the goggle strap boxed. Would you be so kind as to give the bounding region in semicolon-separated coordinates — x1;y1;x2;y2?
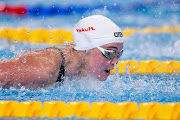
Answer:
97;47;105;55
97;47;114;53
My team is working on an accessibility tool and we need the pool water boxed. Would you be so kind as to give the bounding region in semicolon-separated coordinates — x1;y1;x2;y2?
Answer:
0;0;180;105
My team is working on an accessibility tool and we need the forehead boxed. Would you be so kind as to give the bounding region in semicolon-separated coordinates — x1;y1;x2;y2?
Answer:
100;43;123;50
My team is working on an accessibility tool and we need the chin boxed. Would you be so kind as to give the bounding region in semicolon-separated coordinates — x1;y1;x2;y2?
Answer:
97;75;108;81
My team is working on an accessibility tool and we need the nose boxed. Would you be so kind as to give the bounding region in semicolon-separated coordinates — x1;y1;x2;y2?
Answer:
111;56;118;65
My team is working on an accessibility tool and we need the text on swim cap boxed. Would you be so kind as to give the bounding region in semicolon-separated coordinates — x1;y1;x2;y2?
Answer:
76;27;95;32
114;32;123;37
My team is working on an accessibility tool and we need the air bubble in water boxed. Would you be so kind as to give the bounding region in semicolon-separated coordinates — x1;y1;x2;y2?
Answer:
104;6;107;10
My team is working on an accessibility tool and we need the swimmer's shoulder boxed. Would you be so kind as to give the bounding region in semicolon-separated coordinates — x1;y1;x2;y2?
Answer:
48;42;76;53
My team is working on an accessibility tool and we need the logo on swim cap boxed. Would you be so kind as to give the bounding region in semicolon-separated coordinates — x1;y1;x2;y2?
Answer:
114;32;123;37
76;27;95;32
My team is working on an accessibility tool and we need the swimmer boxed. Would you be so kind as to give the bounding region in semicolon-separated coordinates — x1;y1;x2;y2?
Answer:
0;15;125;89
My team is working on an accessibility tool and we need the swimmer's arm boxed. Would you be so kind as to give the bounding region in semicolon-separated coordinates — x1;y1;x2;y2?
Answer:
0;48;62;89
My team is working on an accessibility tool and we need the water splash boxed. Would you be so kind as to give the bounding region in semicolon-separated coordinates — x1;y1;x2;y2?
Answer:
0;74;179;103
22;58;26;63
123;33;180;61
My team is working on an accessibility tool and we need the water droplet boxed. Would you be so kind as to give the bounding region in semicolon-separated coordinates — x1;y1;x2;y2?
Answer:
22;58;26;63
38;76;40;79
27;31;29;34
0;69;2;71
14;39;17;42
58;36;60;38
64;41;68;45
50;38;53;40
104;6;107;10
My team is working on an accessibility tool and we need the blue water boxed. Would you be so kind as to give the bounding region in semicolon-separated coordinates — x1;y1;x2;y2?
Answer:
0;0;180;105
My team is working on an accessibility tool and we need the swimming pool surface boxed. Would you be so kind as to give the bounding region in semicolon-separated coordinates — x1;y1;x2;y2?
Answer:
0;0;180;111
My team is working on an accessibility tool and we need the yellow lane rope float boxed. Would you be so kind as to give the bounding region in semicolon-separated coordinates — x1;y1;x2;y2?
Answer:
0;101;180;119
111;60;180;74
0;25;179;44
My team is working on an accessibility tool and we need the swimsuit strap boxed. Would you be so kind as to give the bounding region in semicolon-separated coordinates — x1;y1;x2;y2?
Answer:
53;47;65;83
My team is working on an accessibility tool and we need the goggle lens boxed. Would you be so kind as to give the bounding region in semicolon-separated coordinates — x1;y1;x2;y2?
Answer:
104;51;116;59
117;50;123;59
97;47;123;59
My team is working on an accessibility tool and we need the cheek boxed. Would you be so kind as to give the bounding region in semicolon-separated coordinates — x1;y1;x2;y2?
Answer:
89;55;109;72
89;58;110;81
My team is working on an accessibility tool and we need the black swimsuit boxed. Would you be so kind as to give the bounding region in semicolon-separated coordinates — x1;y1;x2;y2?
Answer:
53;47;65;83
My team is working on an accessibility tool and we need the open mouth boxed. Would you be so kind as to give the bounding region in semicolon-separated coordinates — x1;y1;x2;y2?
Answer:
104;69;110;73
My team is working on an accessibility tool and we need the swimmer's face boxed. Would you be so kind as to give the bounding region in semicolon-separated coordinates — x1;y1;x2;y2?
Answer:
86;43;123;81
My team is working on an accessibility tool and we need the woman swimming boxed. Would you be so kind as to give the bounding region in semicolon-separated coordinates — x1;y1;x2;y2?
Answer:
0;15;125;89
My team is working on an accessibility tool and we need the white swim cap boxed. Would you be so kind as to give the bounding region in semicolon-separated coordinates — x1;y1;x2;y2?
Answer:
72;15;126;50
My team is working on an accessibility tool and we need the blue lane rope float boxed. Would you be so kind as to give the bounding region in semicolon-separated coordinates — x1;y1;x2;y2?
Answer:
0;101;180;119
0;1;179;17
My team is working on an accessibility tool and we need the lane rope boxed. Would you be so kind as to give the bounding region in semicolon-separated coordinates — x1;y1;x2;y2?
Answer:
111;60;180;74
0;26;179;44
0;101;179;119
